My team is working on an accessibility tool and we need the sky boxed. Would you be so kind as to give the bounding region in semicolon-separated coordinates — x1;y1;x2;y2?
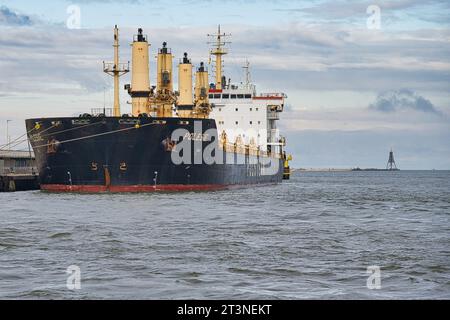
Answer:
0;0;449;169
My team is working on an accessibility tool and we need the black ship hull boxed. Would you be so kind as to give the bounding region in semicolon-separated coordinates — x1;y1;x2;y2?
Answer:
25;117;283;192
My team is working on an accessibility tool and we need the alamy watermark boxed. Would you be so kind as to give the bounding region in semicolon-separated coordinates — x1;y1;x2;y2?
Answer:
366;5;381;30
169;121;281;176
366;266;381;289
66;5;81;29
66;265;81;290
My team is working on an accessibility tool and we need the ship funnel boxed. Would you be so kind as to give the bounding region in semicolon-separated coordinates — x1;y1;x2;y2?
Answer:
195;62;208;100
193;61;211;118
177;52;193;117
130;28;151;116
157;41;173;91
156;41;174;117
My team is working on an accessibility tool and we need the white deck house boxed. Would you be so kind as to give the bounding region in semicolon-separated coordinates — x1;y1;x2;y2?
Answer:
209;87;286;154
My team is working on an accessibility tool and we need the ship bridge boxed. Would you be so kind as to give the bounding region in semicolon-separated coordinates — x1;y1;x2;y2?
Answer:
208;81;286;153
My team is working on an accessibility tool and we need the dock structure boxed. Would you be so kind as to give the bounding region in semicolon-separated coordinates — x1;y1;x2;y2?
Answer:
0;174;40;192
0;149;39;192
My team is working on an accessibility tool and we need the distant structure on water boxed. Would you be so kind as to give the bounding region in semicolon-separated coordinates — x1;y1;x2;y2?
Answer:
386;148;399;171
351;148;400;172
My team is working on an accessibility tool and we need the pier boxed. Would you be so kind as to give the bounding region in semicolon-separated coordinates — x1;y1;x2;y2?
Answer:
0;149;39;192
0;174;39;192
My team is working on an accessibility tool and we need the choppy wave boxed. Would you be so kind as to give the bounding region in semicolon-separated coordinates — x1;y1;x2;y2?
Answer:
0;171;449;299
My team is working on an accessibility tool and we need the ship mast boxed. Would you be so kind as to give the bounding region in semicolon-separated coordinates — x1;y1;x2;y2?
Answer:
207;25;231;90
103;25;129;117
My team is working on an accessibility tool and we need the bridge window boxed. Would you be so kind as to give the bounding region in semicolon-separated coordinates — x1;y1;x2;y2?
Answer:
245;94;252;99
213;94;221;99
15;159;27;167
222;94;229;99
231;94;237;99
237;94;244;99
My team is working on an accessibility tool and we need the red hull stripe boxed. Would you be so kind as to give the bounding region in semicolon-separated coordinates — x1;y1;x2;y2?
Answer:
40;184;230;193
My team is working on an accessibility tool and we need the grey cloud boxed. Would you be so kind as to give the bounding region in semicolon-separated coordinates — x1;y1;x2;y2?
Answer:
0;22;449;99
0;6;33;26
319;0;446;15
0;28;112;95
251;68;450;93
369;89;442;115
280;0;450;23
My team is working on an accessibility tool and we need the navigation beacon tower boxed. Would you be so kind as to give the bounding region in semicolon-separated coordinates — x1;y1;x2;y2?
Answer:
386;148;398;170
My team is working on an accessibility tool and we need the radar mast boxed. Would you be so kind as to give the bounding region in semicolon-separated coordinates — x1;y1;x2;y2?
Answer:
103;25;130;117
207;25;231;90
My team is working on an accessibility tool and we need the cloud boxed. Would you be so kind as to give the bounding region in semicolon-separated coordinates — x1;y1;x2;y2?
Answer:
0;6;33;26
1;22;449;102
369;89;442;115
0;27;112;95
292;0;450;22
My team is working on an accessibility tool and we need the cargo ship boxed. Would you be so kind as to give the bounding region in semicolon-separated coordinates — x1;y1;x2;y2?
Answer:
25;26;291;192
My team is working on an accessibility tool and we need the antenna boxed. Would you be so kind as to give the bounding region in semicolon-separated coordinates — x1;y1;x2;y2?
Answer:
207;25;231;90
103;87;106;115
242;59;251;89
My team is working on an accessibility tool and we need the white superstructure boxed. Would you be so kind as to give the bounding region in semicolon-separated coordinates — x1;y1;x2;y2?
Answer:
205;26;287;155
208;86;286;154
